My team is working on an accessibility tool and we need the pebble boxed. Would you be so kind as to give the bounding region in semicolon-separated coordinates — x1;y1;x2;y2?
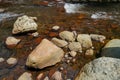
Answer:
69;51;77;57
52;71;63;80
7;57;17;65
72;58;76;63
31;32;39;37
0;57;5;62
18;72;33;80
37;73;43;80
52;25;60;31
85;49;94;57
60;67;64;71
44;76;49;80
67;60;70;64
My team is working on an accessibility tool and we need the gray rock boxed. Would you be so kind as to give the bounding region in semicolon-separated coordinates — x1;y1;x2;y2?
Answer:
59;31;75;42
18;72;33;80
102;39;120;58
75;57;120;80
68;42;82;52
77;34;92;49
52;37;68;47
12;15;38;34
26;39;64;69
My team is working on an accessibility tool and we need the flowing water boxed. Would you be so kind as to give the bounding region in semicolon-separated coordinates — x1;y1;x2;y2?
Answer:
0;1;120;80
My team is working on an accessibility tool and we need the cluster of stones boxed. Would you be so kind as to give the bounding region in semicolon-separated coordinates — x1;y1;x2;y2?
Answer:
5;15;120;80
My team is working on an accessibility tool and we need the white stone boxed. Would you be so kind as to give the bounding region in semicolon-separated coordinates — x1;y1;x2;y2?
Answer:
75;57;120;80
12;15;38;34
18;72;33;80
0;57;5;62
52;71;63;80
5;36;21;46
68;42;82;52
52;37;68;47
52;26;60;30
77;34;92;49
90;34;106;43
31;32;39;37
59;31;75;42
7;57;17;65
26;39;64;69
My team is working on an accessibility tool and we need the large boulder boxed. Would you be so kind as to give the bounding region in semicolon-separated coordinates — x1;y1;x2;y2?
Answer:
59;31;75;42
12;15;38;34
77;34;92;49
101;39;120;58
26;39;64;69
75;57;120;80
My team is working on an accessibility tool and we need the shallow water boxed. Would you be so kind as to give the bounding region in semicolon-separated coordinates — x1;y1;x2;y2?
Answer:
0;2;120;80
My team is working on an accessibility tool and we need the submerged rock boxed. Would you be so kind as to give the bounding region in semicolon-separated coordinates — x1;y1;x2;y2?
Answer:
52;25;60;31
75;57;120;80
52;71;63;80
52;37;68;47
69;51;77;57
7;57;17;65
26;39;64;69
59;31;75;42
90;34;106;43
18;72;33;80
5;36;21;47
102;39;120;58
77;34;92;49
0;57;5;62
68;42;82;52
12;15;38;34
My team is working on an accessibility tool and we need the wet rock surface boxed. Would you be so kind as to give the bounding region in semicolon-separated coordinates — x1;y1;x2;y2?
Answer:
0;1;120;80
26;39;64;69
75;57;120;80
102;39;120;58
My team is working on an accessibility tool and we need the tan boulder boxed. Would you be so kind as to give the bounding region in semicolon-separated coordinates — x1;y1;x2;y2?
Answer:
26;39;64;69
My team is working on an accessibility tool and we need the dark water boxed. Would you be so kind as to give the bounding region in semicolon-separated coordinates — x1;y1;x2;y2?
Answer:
0;2;120;80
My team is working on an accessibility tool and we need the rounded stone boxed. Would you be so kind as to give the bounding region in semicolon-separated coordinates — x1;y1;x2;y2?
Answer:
52;26;60;31
0;57;5;62
7;57;17;65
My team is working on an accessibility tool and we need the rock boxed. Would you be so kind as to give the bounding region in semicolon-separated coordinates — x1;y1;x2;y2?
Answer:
69;51;77;57
31;32;39;37
26;39;64;69
85;49;94;57
0;57;5;62
5;36;21;46
7;57;17;65
52;26;60;31
77;34;92;49
59;31;75;42
68;42;82;52
0;8;5;13
37;73;44;80
52;71;63;80
101;39;120;58
75;57;120;80
12;15;38;34
90;34;106;43
18;72;33;80
51;37;68;47
44;76;49;80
